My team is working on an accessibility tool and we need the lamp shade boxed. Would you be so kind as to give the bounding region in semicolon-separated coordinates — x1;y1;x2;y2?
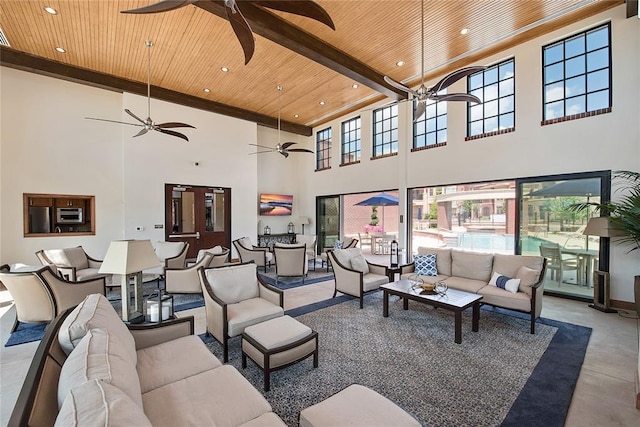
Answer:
299;216;310;225
582;217;626;238
99;240;160;274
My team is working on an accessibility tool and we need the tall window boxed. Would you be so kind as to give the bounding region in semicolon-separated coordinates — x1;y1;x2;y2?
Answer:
467;58;515;138
414;96;447;150
341;117;361;164
372;104;398;157
542;23;611;121
316;127;331;170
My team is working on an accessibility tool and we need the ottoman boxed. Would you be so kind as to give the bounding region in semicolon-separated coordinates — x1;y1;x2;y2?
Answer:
299;384;422;427
242;315;318;391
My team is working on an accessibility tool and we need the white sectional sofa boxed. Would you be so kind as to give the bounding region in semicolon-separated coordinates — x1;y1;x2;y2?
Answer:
400;247;547;333
10;293;286;426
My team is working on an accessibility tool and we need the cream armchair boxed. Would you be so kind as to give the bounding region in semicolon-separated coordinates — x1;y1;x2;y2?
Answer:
35;266;106;314
233;237;273;272
187;246;230;268
198;262;284;362
273;243;308;285
35;247;106;281
320;237;358;271
165;252;214;294
296;234;317;270
146;241;189;278
328;248;389;309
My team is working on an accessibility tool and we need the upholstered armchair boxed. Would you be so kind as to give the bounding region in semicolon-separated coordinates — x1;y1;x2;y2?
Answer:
146;241;189;278
35;247;106;281
320;237;358;271
198;262;284;362
232;237;273;272
187;246;230;268
328;248;389;309
295;234;317;270
273;243;308;285
165;252;214;294
35;266;106;314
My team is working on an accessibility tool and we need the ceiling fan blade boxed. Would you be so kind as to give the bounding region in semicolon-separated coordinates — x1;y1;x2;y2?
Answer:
85;117;143;128
249;143;275;150
248;150;276;155
384;76;419;97
156;122;196;129
429;66;487;93
125;109;147;125
133;128;149;138
253;1;335;30
286;148;314;154
157;128;189;141
121;0;196;14
226;3;255;65
280;142;297;150
430;93;482;103
414;101;427;121
280;150;290;158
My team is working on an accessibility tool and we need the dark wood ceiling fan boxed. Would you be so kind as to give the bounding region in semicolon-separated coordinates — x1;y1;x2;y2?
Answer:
121;0;336;65
249;86;313;158
383;0;486;120
85;41;195;141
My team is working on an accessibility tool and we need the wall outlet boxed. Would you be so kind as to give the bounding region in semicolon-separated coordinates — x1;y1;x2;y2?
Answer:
136;226;144;232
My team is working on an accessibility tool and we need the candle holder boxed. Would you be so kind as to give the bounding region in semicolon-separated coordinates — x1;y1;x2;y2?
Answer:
145;291;174;323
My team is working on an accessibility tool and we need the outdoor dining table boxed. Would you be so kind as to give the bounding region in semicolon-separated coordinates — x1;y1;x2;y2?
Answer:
370;233;396;255
561;247;599;287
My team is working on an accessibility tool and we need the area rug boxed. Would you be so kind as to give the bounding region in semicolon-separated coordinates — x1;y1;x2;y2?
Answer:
258;263;334;290
4;321;48;347
201;292;591;427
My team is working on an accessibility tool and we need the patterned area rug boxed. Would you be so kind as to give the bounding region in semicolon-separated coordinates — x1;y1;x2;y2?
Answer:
201;291;591;427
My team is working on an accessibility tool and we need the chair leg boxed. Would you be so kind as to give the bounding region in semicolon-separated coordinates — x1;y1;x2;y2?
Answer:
360;295;364;309
223;337;229;363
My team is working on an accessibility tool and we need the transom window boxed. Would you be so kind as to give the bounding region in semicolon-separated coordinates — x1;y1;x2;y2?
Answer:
414;95;447;149
542;23;611;121
372;104;398;157
467;58;515;138
316;127;331;170
341;117;361;164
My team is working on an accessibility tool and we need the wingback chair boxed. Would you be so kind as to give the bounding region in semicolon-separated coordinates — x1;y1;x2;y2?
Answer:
273;243;308;285
320;237;358;271
165;252;214;294
35;247;106;281
233;237;273;272
188;246;231;268
328;248;389;308
295;234;317;270
198;262;284;362
146;241;189;278
35;266;106;314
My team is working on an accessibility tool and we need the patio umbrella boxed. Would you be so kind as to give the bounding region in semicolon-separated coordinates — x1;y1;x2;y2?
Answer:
354;192;399;230
527;178;600;198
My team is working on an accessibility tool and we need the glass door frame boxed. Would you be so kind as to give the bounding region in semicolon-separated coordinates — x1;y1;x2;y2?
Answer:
316;195;341;255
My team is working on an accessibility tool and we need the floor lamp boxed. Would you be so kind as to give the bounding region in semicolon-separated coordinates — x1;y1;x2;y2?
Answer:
583;217;624;313
299;216;310;234
99;240;160;323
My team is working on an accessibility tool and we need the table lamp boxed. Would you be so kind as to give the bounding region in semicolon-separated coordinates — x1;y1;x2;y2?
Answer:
99;240;160;322
299;216;310;234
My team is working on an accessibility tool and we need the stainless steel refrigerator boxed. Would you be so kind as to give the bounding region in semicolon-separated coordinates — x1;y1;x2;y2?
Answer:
29;206;51;233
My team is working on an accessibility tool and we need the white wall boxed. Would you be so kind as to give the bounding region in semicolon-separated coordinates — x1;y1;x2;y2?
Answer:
304;5;640;302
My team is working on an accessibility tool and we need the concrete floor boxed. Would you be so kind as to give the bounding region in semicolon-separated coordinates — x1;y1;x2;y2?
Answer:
1;276;638;426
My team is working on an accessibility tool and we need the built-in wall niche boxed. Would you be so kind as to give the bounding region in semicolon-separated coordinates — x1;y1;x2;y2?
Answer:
23;193;95;237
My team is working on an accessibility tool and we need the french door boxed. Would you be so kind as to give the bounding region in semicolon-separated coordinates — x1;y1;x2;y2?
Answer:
165;184;231;259
316;196;340;254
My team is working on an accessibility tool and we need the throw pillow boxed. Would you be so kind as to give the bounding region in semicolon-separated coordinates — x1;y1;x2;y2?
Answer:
515;266;541;296
333;240;343;250
414;254;437;276
489;271;521;293
350;255;370;274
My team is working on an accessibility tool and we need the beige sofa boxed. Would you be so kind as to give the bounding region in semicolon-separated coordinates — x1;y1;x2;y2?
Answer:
400;247;547;333
10;293;286;426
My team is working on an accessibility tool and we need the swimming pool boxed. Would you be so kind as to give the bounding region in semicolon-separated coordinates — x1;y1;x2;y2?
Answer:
456;233;548;254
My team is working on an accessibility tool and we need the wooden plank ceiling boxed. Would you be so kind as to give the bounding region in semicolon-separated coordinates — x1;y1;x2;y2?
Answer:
0;0;623;136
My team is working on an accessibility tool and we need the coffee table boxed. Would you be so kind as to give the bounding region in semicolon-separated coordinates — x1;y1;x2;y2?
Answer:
381;279;482;344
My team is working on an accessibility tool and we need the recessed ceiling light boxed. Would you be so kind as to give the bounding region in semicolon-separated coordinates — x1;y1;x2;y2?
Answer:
460;28;469;35
352;84;359;89
44;6;58;15
55;47;66;53
294;114;299;118
319;101;325;105
220;66;229;72
396;61;405;67
203;88;211;93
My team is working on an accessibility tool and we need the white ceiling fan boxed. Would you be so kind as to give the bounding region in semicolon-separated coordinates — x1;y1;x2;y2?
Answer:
383;0;486;120
249;86;313;158
85;41;195;141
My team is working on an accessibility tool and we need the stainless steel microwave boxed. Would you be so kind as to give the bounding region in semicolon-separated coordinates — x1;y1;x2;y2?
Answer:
56;207;83;224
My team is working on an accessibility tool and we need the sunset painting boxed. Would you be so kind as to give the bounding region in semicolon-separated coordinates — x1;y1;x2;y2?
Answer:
260;194;293;216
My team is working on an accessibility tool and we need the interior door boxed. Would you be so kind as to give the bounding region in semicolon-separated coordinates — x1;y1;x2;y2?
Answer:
165;184;231;259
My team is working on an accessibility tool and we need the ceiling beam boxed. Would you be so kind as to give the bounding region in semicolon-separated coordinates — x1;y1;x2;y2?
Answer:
0;46;312;136
627;0;638;18
195;1;407;101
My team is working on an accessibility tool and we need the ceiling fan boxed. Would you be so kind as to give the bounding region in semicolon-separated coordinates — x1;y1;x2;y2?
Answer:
383;0;486;121
121;0;335;65
249;86;313;158
86;41;195;142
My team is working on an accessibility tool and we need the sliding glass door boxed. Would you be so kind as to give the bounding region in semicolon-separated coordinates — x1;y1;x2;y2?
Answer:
316;196;340;253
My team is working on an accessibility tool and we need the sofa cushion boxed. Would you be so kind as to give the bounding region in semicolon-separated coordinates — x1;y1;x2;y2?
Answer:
442;276;488;294
45;248;89;270
350;255;370;274
414;254;437;276
239;412;287;427
205;264;259;304
56;380;151;427
136;335;223;394
363;273;389;291
74;267;104;281
401;273;450;285
58;294;136;363
488;272;520;293
492;254;544;279
516;266;543;296
58;329;143;409
478;285;532;312
154;241;184;261
451;250;494;282
227;298;284;337
142;365;275;427
417;247;452;276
